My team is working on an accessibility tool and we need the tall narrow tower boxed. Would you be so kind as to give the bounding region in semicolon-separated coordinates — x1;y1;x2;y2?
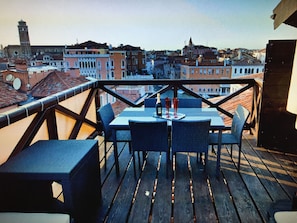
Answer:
18;20;31;58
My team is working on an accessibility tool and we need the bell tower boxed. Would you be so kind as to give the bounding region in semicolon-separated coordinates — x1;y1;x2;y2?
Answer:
18;20;31;58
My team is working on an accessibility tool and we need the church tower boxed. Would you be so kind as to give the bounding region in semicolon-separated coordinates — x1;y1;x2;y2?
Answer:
18;20;31;58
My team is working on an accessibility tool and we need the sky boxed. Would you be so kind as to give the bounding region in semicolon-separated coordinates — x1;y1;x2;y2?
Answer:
1;0;296;50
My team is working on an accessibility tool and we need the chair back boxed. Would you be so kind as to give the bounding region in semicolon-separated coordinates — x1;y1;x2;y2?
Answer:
231;105;250;143
172;119;210;153
144;98;166;107
129;120;169;152
177;98;202;108
97;103;115;139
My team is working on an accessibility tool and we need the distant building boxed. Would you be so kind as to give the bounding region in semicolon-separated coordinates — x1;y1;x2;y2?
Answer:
230;50;264;78
231;63;264;78
18;20;31;58
109;49;128;79
180;54;232;96
182;37;217;60
113;45;146;75
63;41;111;79
4;20;65;62
30;53;65;71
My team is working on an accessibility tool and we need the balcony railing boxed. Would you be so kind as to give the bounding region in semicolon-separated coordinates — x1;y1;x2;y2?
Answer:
0;78;262;164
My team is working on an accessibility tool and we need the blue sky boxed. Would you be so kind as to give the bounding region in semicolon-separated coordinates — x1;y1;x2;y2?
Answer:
1;0;296;50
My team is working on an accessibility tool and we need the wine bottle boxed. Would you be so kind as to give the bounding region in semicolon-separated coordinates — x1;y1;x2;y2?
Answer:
155;93;162;116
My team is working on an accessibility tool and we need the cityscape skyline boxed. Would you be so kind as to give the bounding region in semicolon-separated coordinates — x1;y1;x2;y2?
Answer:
1;0;297;51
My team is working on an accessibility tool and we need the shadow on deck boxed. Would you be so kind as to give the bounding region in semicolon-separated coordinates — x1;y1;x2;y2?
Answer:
81;134;297;223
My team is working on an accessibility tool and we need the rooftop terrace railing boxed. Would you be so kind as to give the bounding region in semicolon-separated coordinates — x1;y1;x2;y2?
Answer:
0;78;262;164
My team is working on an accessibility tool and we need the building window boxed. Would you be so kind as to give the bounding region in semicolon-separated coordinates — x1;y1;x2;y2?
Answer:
235;68;237;74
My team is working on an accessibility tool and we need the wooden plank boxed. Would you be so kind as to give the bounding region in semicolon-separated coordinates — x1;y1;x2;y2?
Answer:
83;137;297;222
151;153;172;223
207;151;240;223
242;139;289;201
97;143;134;222
253;146;297;199
190;155;217;222
247;134;297;186
219;147;263;222
270;150;297;198
128;152;159;223
239;137;277;221
103;151;136;222
99;141;127;182
173;153;195;222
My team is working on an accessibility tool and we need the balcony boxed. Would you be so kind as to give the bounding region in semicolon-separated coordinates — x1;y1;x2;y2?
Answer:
0;78;296;223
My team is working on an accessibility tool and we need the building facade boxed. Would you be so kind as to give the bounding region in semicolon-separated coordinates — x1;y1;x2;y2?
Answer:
231;64;264;78
181;59;232;96
63;41;111;79
113;45;146;75
109;49;127;79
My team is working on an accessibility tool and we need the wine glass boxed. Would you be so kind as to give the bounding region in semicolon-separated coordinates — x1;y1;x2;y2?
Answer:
165;97;171;117
173;98;179;118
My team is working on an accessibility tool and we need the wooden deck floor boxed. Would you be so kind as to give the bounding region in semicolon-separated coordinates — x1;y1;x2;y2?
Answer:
82;133;297;223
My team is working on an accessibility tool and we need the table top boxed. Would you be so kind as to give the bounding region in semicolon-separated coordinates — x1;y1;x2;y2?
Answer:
0;140;98;176
110;107;225;129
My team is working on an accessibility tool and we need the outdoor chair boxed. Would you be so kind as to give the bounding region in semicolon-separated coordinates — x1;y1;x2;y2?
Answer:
144;98;166;107
171;119;211;171
129;120;170;178
97;103;131;168
177;98;202;108
209;104;250;170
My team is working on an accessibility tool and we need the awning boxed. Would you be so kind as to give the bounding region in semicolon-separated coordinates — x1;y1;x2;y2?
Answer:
272;0;297;29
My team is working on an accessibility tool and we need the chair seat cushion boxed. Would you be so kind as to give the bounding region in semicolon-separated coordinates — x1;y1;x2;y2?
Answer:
115;130;131;141
209;133;238;145
274;211;297;223
0;212;70;223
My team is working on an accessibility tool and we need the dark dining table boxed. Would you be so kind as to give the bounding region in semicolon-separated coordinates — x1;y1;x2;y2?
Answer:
109;107;225;177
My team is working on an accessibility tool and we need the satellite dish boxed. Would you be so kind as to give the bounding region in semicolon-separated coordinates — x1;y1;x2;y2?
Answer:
13;78;21;90
6;74;15;82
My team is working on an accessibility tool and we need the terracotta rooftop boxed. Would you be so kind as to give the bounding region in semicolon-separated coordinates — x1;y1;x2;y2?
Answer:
67;40;109;50
208;72;263;126
0;81;27;109
30;71;88;98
